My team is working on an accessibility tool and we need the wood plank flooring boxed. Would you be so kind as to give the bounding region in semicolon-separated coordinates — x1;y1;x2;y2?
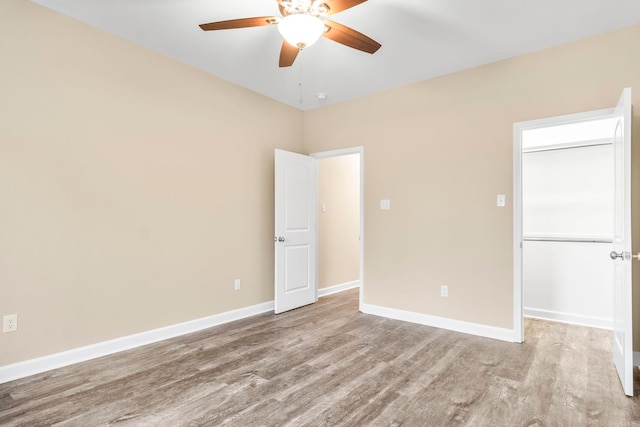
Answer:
1;288;639;426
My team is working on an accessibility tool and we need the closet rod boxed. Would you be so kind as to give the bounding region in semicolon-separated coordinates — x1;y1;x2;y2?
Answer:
523;139;612;154
523;236;612;244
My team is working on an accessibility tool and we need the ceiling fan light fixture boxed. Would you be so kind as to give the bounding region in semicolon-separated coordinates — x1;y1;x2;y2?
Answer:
277;14;324;49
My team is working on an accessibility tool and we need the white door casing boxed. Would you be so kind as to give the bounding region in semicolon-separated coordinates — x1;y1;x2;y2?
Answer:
611;87;633;397
513;90;633;397
274;149;317;314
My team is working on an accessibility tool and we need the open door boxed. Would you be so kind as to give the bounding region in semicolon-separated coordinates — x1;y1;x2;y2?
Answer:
610;87;633;396
274;149;317;314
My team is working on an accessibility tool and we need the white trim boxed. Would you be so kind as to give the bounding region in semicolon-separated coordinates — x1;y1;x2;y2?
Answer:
0;301;274;385
310;147;365;313
513;107;616;345
361;303;516;343
634;352;640;367
524;307;612;330
513;121;524;343
514;108;615;131
318;280;360;298
310;147;363;159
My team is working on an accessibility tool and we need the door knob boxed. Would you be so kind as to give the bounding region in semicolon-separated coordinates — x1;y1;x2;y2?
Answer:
278;237;285;242
610;251;640;260
610;251;624;260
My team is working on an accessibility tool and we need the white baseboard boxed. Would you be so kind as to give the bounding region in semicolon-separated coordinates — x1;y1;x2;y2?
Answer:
0;300;274;385
318;280;360;298
361;303;516;343
524;307;613;330
6;294;621;384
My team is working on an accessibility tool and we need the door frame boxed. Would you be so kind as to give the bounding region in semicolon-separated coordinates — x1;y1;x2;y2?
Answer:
513;108;615;343
311;147;365;311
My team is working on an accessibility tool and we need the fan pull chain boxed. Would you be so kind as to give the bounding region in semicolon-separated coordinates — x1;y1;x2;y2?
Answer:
298;79;302;105
298;64;303;105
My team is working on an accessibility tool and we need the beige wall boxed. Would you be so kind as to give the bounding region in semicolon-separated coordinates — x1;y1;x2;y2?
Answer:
0;0;304;366
318;155;360;289
2;0;640;369
304;25;640;344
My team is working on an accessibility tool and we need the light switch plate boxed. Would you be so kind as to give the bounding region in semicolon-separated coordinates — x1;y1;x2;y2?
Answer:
497;194;506;207
380;199;391;210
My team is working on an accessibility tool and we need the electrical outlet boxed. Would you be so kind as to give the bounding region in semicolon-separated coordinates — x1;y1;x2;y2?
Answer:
440;285;448;297
3;314;17;333
234;279;241;291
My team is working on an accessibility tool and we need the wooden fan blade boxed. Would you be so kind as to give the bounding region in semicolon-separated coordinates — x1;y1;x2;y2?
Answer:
322;0;367;16
199;16;278;31
322;21;381;54
279;40;299;67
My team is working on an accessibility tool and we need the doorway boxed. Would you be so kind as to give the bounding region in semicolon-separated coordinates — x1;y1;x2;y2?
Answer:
274;147;364;313
513;107;617;340
316;154;361;295
312;147;364;310
514;89;633;396
521;116;617;330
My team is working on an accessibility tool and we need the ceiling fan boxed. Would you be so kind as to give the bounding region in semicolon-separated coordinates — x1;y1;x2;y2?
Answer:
199;0;381;67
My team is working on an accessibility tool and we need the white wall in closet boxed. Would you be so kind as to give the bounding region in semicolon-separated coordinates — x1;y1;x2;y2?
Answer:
522;118;615;329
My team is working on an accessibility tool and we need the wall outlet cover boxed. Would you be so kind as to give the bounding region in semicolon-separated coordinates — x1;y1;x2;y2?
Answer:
3;314;18;333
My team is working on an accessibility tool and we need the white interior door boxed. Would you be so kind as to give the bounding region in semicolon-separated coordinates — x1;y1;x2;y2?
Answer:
611;87;633;396
274;149;317;314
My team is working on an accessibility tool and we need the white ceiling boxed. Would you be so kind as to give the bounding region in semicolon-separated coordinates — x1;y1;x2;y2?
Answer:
31;0;640;110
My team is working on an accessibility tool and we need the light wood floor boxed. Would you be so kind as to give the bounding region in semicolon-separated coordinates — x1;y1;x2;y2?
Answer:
1;288;639;426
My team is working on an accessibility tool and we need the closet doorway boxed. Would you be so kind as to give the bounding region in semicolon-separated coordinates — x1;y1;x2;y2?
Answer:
521;116;617;330
513;88;634;396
